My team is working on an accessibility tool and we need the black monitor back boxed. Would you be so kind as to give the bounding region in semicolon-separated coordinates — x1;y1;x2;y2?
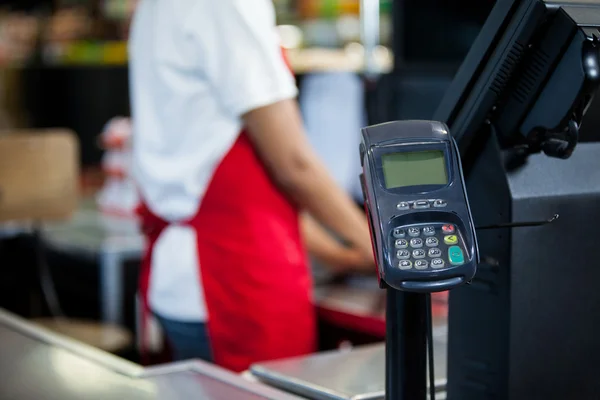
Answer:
450;134;600;400
434;0;600;398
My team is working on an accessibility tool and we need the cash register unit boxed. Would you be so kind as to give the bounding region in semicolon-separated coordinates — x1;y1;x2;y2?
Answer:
361;0;600;399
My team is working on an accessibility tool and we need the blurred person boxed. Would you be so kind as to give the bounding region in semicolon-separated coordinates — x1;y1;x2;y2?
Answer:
129;0;374;372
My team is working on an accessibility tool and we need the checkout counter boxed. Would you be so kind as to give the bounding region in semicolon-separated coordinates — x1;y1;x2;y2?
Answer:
0;304;447;400
0;307;302;400
1;200;448;400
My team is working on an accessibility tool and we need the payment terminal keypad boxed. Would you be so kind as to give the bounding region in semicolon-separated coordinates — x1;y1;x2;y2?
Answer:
391;223;466;271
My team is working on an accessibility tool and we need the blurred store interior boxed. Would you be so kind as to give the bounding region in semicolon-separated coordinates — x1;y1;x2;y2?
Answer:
2;0;600;399
0;0;493;337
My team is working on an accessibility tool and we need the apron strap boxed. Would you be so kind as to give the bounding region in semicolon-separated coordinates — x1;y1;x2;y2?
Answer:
136;203;170;365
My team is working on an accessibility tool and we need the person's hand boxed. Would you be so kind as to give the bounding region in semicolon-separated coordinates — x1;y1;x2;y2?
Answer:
308;240;376;275
300;212;376;275
352;218;376;269
339;246;376;274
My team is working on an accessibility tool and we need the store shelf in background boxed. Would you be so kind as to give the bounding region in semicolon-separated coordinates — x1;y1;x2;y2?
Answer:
287;47;392;74
44;41;128;66
40;43;393;74
291;0;392;19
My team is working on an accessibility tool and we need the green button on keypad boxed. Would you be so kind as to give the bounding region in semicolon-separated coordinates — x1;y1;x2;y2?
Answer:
448;246;465;266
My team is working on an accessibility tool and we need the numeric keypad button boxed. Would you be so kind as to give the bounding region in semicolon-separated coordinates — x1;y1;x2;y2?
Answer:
428;248;442;258
412;249;426;259
399;260;413;270
395;239;408;249
425;237;439;247
396;250;410;260
415;259;429;270
423;226;436;236
408;227;421;237
410;238;423;248
393;228;406;238
431;258;445;269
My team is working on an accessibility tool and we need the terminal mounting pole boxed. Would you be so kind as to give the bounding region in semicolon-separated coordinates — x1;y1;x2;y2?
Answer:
386;289;428;400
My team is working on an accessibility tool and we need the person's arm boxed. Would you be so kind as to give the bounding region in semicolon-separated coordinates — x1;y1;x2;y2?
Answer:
243;99;374;263
300;213;373;273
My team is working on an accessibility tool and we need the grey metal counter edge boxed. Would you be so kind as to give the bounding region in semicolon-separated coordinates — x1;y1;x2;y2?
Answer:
250;343;447;400
251;362;447;400
0;307;304;400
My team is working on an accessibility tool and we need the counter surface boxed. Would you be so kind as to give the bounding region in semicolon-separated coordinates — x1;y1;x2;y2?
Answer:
251;336;447;400
0;309;302;400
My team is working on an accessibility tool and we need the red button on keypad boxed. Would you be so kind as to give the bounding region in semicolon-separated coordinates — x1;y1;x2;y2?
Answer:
442;224;455;234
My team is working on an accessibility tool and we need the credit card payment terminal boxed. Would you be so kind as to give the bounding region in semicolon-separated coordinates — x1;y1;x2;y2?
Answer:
360;120;479;293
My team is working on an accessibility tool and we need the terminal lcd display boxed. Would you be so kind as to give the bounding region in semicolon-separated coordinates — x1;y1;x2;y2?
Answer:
381;150;448;189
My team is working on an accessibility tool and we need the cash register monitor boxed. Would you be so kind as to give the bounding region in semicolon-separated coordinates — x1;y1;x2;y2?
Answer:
432;0;600;399
434;0;600;160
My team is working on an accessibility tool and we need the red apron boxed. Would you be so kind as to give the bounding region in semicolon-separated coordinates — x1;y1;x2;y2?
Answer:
138;130;316;372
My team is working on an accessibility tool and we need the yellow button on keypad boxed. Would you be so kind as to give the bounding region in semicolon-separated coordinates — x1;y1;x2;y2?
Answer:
444;235;458;245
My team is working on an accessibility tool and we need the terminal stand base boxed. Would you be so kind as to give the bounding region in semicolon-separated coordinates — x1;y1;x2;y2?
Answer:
386;289;427;400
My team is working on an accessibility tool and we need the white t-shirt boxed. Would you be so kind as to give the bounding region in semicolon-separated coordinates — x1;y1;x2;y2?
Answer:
128;0;297;321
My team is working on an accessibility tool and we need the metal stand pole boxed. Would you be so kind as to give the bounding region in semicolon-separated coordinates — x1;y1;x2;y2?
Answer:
386;289;428;400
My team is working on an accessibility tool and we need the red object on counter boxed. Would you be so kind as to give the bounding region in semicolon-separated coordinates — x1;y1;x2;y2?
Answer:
318;306;386;338
316;290;448;339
